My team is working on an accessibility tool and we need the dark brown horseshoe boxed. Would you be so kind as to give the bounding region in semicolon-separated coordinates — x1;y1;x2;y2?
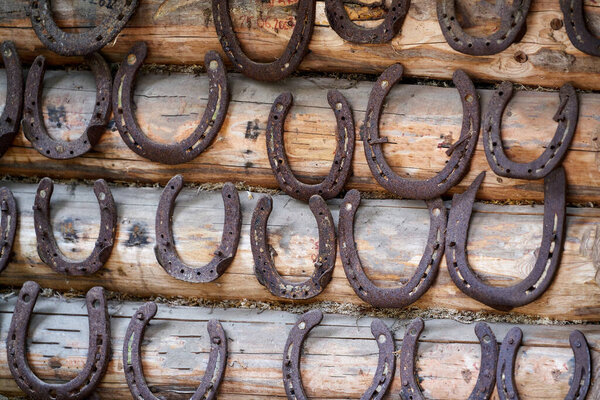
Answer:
338;189;446;308
399;317;498;400
497;327;591;400
113;42;229;164
436;0;530;56
0;41;23;158
446;168;566;310
560;0;600;57
212;0;315;81
33;177;117;275
29;0;139;56
324;0;410;44
0;187;17;274
362;64;480;200
483;82;578;180
154;175;241;283
283;310;395;400
6;281;111;400
123;302;227;400
22;53;112;160
266;90;355;202
250;195;336;299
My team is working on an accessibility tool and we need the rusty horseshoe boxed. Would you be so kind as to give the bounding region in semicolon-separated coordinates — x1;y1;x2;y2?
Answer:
22;53;112;159
436;0;530;56
250;195;336;299
324;0;410;44
113;42;229;164
338;189;446;308
399;317;498;400
0;41;23;158
29;0;139;56
283;310;395;400
446;168;566;310
154;175;241;283
363;64;480;199
560;0;600;57
124;302;227;400
33;177;117;275
497;327;591;400
0;187;17;274
266;90;355;202
212;0;315;81
7;281;111;400
483;82;578;180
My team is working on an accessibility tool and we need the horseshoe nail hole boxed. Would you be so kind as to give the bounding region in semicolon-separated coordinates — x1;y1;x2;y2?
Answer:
381;80;389;89
40;189;46;198
465;94;473;103
127;54;137;65
409;328;417;336
92;299;100;309
276;103;284;112
378;334;386;343
345;203;352;211
96;35;103;42
483;334;491;343
22;293;31;302
432;208;440;217
209;60;218;70
117;13;125;20
335;102;342;110
298;322;306;330
98;192;106;201
3;49;11;57
498;91;504;96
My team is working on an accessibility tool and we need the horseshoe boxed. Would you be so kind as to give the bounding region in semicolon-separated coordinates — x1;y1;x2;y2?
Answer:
113;42;229;164
0;41;23;158
266;90;355;202
283;309;395;400
6;281;111;400
560;0;600;57
497;327;591;400
436;0;530;56
250;195;336;299
33;177;117;275
123;302;227;400
399;317;498;400
212;0;315;81
29;0;139;56
22;53;111;159
446;168;566;310
154;175;241;283
338;189;446;308
362;64;480;199
483;82;578;180
324;0;410;44
0;187;17;274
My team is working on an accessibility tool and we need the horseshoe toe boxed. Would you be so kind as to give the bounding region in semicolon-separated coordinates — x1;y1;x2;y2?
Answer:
560;0;600;56
0;41;23;158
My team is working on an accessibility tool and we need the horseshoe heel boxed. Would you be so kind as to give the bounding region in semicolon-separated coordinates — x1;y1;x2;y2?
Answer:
154;175;241;283
266;90;355;202
0;41;23;158
399;317;498;400
29;0;139;56
124;302;227;400
363;65;480;199
0;187;17;274
113;42;229;164
446;168;566;310
212;0;315;81
338;189;446;308
324;0;410;44
250;195;336;299
436;0;531;56
483;82;578;179
6;281;111;400
560;0;600;56
497;327;591;400
33;177;117;275
283;310;396;400
22;53;112;159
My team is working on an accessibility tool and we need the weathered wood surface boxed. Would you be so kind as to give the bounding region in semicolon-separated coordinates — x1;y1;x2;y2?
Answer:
0;180;598;321
1;70;599;202
1;0;600;89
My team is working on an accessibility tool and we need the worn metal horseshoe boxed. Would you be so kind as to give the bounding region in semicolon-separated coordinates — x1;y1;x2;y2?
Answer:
212;0;315;81
22;53;111;160
0;41;23;158
7;281;111;400
399;317;498;400
124;302;227;400
446;168;566;310
338;189;446;308
250;195;336;299
560;0;600;57
29;0;139;56
363;64;480;200
33;177;117;275
436;0;531;56
267;90;355;202
483;82;578;180
283;310;395;400
497;327;591;400
154;175;241;283
113;42;229;164
324;0;410;44
0;187;17;274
